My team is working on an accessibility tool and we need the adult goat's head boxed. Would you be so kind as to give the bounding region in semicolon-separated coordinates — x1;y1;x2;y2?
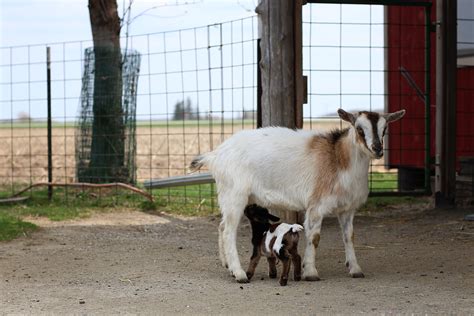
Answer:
338;108;406;159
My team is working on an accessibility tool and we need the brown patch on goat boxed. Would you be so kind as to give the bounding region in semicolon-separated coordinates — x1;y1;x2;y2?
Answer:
268;223;280;233
268;236;277;255
312;233;321;249
308;128;350;202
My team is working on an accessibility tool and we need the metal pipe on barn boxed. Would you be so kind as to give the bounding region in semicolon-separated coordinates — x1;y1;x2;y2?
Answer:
46;47;53;200
435;0;457;207
256;0;306;223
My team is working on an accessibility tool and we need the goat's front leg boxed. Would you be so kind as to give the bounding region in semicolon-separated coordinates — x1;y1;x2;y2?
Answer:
302;208;323;281
278;252;291;286
338;212;364;278
246;246;261;280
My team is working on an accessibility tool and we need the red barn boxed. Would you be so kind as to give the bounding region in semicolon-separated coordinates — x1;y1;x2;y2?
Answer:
385;1;474;190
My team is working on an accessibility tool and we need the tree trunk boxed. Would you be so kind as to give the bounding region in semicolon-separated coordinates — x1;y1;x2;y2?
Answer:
86;0;126;183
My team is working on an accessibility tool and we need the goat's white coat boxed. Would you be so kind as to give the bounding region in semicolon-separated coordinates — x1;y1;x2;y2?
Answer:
192;110;405;282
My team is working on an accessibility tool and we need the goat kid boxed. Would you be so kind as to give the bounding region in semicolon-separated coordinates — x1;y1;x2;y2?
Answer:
190;109;405;283
244;205;303;286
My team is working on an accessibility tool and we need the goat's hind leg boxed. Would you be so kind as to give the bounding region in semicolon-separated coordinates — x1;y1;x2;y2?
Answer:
267;257;277;279
277;251;291;286
338;211;364;278
220;198;248;283
218;221;227;268
290;248;302;281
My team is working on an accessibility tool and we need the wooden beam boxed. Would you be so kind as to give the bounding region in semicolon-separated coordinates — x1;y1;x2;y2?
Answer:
257;0;298;128
257;0;304;223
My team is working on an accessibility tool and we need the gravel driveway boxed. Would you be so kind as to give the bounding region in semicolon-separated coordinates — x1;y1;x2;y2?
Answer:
1;207;473;315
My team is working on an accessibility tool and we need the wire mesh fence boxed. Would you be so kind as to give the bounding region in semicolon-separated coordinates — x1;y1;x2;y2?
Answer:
0;3;472;211
0;16;259;212
303;1;432;195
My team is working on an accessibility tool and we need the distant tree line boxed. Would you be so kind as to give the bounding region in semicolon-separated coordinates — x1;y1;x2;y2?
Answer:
172;98;200;120
172;98;257;120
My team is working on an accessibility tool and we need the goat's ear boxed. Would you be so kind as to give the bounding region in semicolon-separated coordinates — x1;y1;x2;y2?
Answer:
268;213;280;222
337;109;356;125
384;109;406;123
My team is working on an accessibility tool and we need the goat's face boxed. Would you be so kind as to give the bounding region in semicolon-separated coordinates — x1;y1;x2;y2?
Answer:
338;109;406;159
244;205;280;224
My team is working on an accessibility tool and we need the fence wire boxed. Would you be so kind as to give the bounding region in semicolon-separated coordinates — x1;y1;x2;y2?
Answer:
1;4;473;211
303;2;432;195
0;17;259;212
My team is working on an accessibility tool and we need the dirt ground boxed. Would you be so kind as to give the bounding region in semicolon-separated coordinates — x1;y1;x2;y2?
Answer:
1;206;473;315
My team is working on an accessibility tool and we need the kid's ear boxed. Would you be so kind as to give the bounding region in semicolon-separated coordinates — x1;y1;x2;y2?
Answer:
268;214;280;222
337;109;356;125
384;109;406;123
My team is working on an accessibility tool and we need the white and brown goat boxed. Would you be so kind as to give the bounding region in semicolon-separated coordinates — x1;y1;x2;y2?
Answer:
190;109;406;283
244;205;303;286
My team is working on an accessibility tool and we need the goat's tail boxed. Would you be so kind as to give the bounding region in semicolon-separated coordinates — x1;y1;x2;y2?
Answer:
189;154;211;172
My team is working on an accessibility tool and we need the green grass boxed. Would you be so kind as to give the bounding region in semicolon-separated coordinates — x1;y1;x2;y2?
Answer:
0;212;37;241
151;184;218;217
0;186;148;220
369;172;398;191
360;196;428;213
0;172;426;242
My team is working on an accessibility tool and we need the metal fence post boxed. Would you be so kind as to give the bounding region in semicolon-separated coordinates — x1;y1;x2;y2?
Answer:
47;47;53;200
425;5;432;195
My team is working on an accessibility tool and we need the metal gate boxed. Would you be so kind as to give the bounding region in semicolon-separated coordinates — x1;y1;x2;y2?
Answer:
303;0;433;196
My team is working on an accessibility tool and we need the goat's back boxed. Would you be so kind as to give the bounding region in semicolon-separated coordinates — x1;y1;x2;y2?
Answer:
204;127;319;210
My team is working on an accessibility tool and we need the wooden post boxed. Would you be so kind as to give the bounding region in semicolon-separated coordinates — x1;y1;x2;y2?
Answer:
256;0;305;222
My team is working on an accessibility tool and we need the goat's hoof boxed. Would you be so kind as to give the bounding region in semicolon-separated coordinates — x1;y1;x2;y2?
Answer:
294;275;301;281
236;277;250;284
269;272;277;279
234;270;249;283
304;275;320;281
246;272;254;280
279;279;288;286
351;272;365;278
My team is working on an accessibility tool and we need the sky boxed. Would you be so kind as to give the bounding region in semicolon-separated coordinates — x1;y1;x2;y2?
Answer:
0;0;258;46
0;0;387;121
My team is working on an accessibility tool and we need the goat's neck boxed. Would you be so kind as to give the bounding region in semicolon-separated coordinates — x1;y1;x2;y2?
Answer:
345;127;371;174
250;221;270;245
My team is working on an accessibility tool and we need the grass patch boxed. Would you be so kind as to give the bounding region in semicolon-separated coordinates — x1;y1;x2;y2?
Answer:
151;184;218;217
0;212;37;241
360;196;428;213
369;172;398;191
0;186;153;221
0;172;426;241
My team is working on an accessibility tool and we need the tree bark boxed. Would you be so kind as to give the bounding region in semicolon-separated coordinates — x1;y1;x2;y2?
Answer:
86;0;126;183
